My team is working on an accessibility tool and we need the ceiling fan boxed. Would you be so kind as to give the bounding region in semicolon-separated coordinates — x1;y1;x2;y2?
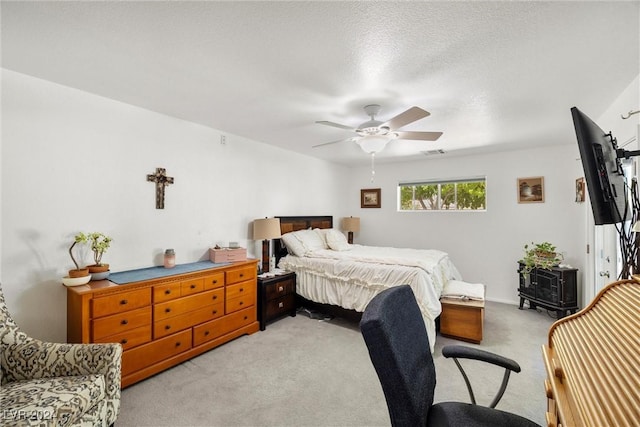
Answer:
313;104;443;154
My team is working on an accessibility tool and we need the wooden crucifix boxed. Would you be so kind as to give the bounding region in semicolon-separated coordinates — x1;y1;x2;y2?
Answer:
146;167;174;209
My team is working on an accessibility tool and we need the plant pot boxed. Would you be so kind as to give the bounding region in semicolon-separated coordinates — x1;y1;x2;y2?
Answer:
88;264;110;274
534;250;556;259
68;268;89;278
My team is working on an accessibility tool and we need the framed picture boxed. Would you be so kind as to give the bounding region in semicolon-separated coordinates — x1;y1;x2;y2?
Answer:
517;177;544;203
575;177;585;203
361;188;381;208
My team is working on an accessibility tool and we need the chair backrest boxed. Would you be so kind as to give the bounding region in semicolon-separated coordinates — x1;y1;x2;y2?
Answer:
0;284;27;348
360;285;436;427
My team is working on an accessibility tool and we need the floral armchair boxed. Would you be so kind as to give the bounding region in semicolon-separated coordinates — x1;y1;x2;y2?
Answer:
0;284;122;426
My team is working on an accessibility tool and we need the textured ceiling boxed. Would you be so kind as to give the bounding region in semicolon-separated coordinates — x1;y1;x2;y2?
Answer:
2;1;639;165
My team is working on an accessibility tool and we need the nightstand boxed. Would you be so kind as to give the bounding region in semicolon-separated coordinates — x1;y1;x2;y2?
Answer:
257;272;296;330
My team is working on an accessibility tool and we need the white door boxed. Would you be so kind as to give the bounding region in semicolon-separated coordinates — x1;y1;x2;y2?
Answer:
594;224;617;294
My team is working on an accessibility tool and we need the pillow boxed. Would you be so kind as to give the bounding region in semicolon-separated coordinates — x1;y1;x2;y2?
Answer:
280;232;306;257
281;229;327;256
313;228;330;245
324;229;351;251
295;229;327;252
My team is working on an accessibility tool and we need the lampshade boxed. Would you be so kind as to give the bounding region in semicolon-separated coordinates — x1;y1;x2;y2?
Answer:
358;135;392;154
253;217;282;240
342;216;360;232
633;221;640;232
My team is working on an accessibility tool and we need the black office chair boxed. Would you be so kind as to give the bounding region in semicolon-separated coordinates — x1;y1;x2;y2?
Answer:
360;285;539;427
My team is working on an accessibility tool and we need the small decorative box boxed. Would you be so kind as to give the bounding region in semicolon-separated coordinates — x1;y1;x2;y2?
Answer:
209;247;247;263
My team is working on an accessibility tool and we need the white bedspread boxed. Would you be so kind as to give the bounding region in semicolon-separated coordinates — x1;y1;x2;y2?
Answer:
278;244;462;351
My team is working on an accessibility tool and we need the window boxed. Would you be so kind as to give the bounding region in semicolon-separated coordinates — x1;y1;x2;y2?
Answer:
399;177;487;211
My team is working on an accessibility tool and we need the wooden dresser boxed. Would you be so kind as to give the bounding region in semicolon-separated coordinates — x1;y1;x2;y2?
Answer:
66;259;259;388
541;278;640;427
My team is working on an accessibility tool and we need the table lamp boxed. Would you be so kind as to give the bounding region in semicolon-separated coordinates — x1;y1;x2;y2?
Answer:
253;217;282;273
342;216;360;244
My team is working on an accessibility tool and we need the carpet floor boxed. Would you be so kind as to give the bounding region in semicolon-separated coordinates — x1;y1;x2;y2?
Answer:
118;301;555;426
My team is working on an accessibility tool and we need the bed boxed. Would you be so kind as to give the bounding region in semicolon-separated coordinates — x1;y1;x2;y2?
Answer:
273;216;462;351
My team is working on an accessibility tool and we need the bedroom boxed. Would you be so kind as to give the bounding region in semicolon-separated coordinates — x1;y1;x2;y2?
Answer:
1;1;639;425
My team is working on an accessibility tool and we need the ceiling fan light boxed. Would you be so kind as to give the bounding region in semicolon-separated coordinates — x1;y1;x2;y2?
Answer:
358;135;391;154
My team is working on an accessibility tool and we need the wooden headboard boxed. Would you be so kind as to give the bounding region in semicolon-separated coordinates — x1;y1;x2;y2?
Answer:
274;215;333;263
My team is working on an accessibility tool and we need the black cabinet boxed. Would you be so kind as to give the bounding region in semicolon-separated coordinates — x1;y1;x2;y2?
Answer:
257;272;296;330
518;262;578;319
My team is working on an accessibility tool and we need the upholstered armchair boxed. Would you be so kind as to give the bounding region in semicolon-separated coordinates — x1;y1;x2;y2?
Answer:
0;284;122;426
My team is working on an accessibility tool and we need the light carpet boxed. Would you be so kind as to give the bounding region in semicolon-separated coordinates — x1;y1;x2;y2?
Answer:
118;301;555;426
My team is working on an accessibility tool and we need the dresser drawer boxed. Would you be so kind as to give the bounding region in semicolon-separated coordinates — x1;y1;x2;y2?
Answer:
203;272;225;290
266;295;295;319
265;277;295;300
181;278;204;296
224;306;256;333
153;282;182;303
154;289;223;321
193;306;256;346
193;316;226;346
94;325;151;351
92;306;151;340
226;281;254;301
226;265;256;285
226;293;254;314
92;288;151;318
122;329;192;376
154;302;224;339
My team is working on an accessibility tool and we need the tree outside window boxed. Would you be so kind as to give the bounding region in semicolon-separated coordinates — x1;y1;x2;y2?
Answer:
399;178;486;211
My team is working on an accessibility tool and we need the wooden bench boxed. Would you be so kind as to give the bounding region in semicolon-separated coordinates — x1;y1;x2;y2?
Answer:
440;297;485;344
438;280;485;344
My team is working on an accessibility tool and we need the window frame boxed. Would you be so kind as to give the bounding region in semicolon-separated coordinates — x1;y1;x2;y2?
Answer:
397;176;487;212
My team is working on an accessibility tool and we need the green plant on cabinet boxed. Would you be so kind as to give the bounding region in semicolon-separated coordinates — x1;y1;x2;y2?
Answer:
520;241;563;273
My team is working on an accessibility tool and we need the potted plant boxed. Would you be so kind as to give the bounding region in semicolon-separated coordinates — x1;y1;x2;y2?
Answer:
520;241;563;273
68;232;89;278
87;232;113;274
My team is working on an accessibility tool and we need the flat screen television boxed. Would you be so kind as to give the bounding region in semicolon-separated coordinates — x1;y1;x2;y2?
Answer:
571;106;628;225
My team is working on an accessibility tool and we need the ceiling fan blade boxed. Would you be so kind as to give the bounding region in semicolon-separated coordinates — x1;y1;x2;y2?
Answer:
315;120;355;131
312;137;355;148
382;107;430;130
395;131;443;141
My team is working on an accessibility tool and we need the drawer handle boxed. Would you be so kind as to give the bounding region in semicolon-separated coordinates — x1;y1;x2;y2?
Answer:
121;339;128;344
175;342;181;347
213;295;217;300
165;290;171;295
120;299;128;305
239;273;244;278
213;309;218;315
244;316;248;320
278;302;284;308
204;331;210;336
240;288;244;292
239;301;244;305
165;308;171;313
278;286;284;292
190;284;196;289
121;319;129;325
212;280;218;284
165;325;171;330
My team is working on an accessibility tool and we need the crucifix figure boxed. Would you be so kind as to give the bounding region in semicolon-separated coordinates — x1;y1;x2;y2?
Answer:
146;167;174;209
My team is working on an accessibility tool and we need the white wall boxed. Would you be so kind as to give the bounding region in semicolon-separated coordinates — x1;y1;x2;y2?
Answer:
347;144;586;305
1;70;350;341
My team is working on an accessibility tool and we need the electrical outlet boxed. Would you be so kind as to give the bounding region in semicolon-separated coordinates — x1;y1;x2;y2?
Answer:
220;135;226;145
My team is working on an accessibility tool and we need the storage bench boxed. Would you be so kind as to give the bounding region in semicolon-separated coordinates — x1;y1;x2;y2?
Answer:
439;297;485;344
439;280;485;344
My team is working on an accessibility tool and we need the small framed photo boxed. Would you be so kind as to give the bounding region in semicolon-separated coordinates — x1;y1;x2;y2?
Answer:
517;177;544;203
361;188;381;208
575;177;585;203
